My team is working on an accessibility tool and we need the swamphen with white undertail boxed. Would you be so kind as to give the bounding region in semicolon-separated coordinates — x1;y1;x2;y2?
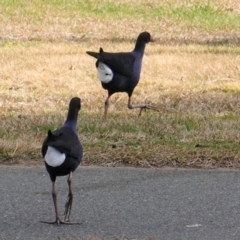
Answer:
86;31;159;119
41;97;83;225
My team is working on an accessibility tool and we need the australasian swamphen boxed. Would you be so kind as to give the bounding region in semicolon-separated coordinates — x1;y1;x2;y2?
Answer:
86;31;159;119
41;97;83;225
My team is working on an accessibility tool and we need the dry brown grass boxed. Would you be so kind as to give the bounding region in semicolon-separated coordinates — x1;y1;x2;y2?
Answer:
0;0;240;168
1;40;240;167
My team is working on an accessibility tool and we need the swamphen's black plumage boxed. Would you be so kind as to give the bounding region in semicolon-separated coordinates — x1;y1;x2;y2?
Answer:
86;32;158;119
41;97;83;225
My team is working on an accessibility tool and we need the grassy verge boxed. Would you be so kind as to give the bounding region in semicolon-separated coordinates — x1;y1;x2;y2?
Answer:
0;0;239;44
0;0;240;168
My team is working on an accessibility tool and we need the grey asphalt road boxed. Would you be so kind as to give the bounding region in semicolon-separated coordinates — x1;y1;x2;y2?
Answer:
1;166;240;240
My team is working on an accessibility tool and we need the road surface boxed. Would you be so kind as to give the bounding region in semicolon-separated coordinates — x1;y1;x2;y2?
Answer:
0;166;240;240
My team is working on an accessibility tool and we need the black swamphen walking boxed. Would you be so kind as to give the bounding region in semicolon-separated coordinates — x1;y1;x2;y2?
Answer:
41;97;83;225
86;31;159;119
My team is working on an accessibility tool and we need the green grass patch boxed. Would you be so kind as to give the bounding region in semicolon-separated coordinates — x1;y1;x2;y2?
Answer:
0;0;239;31
1;109;240;168
168;3;240;30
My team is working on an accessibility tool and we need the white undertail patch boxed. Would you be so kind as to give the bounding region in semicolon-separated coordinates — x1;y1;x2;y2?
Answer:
45;146;66;167
97;62;113;83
